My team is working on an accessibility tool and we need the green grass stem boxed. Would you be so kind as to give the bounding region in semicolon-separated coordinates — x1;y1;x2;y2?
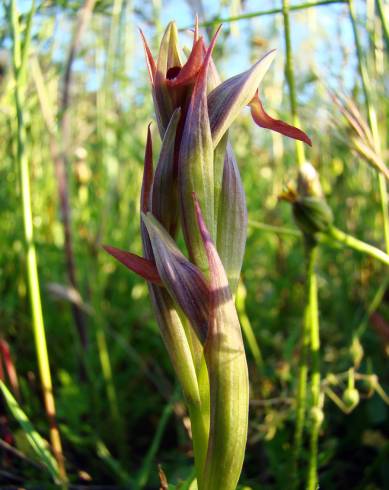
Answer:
320;226;389;266
236;281;263;372
0;381;61;483
8;0;66;481
292;243;318;488
376;0;389;51
348;0;389;254
180;0;347;30
281;2;322;487
282;0;306;166
248;219;300;237
136;391;176;488
306;245;321;490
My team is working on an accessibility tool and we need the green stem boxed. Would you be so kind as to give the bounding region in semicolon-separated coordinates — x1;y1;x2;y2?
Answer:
376;0;389;52
236;281;263;372
355;276;389;337
378;174;389;253
292;242;317;488
8;0;66;481
306;246;321;490
348;0;389;254
181;0;347;30
136;391;176;488
323;226;389;266
248;219;300;237
282;0;306;166
188;399;209;489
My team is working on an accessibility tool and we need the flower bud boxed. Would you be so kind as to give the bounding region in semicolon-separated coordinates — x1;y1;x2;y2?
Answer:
350;337;364;367
342;388;360;411
292;162;333;235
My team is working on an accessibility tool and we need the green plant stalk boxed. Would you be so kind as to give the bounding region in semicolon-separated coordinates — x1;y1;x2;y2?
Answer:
0;381;61;483
376;0;389;51
281;2;320;486
181;0;347;30
348;0;389;254
355;276;389;337
8;0;66;481
282;0;306;167
236;281;263;371
320;226;389;266
248;219;300;237
92;0;128;456
292;242;317;487
306;245;321;490
136;390;176;488
188;397;209;489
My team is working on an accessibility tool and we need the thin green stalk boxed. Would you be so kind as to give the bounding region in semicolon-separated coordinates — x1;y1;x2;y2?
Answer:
180;0;347;30
136;390;177;488
355;276;389;337
306;246;321;490
91;1;128;457
188;398;209;489
292;242;317;488
348;0;389;254
320;226;389;266
248;219;300;237
376;0;389;51
8;0;66;481
281;3;319;487
236;281;263;372
282;0;306;166
189;354;210;490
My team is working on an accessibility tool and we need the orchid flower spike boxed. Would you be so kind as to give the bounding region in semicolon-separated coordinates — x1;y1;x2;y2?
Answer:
105;20;311;490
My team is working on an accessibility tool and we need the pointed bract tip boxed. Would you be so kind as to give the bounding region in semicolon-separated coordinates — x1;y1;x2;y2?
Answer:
139;28;156;84
102;245;162;285
194;14;199;41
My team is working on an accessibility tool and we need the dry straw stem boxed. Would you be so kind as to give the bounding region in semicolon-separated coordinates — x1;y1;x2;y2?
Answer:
8;0;66;481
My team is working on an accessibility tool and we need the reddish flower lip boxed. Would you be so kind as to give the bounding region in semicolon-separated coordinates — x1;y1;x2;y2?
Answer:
250;91;312;146
166;66;181;80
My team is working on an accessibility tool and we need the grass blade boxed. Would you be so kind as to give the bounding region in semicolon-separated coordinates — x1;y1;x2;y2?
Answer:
0;380;61;483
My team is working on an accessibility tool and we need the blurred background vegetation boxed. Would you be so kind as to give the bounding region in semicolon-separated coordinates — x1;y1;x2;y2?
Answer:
0;0;388;488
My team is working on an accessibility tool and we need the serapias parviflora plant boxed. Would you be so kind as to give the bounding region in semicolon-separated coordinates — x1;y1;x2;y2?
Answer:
104;21;310;489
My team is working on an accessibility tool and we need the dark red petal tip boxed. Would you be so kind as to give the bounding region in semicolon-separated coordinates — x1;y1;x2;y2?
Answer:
250;92;312;146
103;245;162;285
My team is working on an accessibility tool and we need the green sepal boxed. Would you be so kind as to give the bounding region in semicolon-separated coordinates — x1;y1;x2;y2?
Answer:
179;30;220;274
216;140;247;295
152;108;181;236
194;197;249;490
